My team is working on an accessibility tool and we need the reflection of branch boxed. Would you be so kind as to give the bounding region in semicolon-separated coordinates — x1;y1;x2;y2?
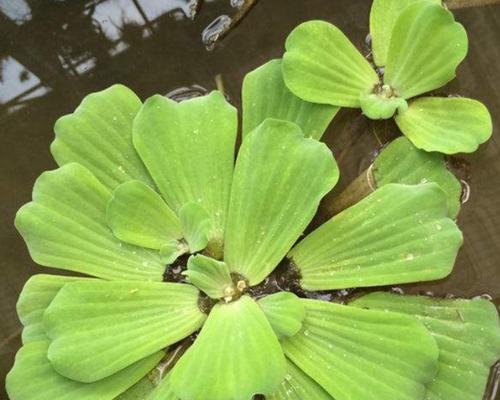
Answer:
446;0;500;8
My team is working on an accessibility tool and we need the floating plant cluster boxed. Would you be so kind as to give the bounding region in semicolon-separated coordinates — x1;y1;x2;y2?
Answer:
6;1;500;400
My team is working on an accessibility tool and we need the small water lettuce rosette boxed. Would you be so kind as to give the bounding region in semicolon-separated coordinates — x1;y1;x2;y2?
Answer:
282;0;493;154
6;84;500;400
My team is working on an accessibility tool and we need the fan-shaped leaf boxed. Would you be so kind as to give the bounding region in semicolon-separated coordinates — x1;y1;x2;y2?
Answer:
360;92;408;120
17;274;86;343
282;20;379;107
258;292;305;339
133;91;237;252
282;299;439;400
351;292;500;400
183;254;234;299
106;180;181;250
179;202;211;253
395;96;492;154
44;280;205;382
267;358;333;400
242;59;339;139
15;163;164;281
373;137;462;217
51;84;154;191
384;3;467;99
6;341;163;400
224;119;339;286
171;295;286;400
369;0;441;67
289;183;463;290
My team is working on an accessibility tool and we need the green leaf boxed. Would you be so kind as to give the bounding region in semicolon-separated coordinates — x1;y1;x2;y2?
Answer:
289;183;463;290
171;295;286;400
351;292;500;400
395;96;493;154
242;59;339;140
44;280;205;382
258;292;305;339
51;84;154;191
133;91;237;249
145;373;178;400
267;358;333;400
6;341;163;400
179;202;211;253
159;241;188;265
183;254;234;299
282;299;440;400
360;92;408;120
17;274;87;343
384;3;468;99
369;0;441;67
282;20;379;107
373;136;462;218
115;373;157;400
224;119;339;285
15;163;164;281
106;180;182;250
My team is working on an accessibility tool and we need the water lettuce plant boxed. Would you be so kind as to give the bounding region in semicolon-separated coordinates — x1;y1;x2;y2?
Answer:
281;0;493;154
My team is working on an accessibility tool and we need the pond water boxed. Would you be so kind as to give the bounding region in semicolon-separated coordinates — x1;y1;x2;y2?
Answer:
0;0;499;398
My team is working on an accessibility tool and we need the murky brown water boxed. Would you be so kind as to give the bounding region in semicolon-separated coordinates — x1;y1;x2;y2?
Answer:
1;0;499;398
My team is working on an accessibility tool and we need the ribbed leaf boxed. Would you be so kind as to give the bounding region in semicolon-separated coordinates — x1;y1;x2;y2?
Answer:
145;373;178;400
17;274;86;343
133;91;237;251
282;299;439;400
289;183;463;290
369;0;441;67
258;292;305;339
224;119;339;286
183;254;234;299
242;59;339;139
384;3;467;99
395;96;492;154
51;84;154;191
6;341;163;400
44;280;205;382
179;202;211;253
360;92;408;120
282;20;379;107
106;180;181;250
15;163;164;281
267;358;333;400
373;136;462;218
171;295;286;400
351;292;500;400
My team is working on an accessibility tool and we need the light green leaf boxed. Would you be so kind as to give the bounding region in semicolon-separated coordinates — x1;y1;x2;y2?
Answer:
267;358;333;400
258;292;305;339
145;372;178;400
179;202;211;253
351;292;500;400
282;299;439;400
224;119;339;286
115;373;157;400
384;2;467;99
373;136;462;218
51;84;154;191
171;295;286;400
360;92;408;120
106;180;181;250
17;274;87;343
183;254;234;299
369;0;441;67
44;280;205;382
289;183;463;290
395;96;493;154
282;20;379;107
242;59;339;140
159;241;188;265
6;341;163;400
133;91;237;250
15;163;164;281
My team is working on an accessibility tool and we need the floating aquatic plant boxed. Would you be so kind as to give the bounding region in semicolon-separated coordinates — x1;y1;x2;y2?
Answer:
281;0;493;154
6;83;499;400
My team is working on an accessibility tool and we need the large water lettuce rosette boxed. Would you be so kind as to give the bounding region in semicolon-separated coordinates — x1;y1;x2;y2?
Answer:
6;84;500;400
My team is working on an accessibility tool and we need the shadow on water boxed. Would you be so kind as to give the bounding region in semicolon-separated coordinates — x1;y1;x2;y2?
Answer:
0;0;500;398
